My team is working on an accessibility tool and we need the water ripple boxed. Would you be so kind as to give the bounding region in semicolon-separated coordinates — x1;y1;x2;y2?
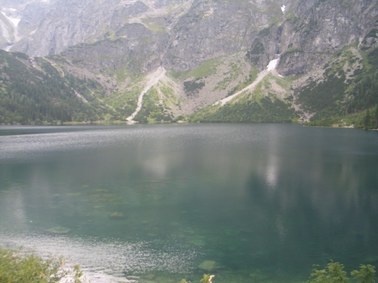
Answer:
0;232;198;282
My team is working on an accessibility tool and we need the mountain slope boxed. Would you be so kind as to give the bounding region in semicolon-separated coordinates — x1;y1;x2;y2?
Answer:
0;0;193;56
0;50;108;124
0;0;377;127
192;0;378;126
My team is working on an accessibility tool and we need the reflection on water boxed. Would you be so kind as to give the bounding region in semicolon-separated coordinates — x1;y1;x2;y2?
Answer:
0;124;378;282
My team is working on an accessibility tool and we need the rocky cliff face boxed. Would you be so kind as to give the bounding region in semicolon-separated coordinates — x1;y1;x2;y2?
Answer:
163;0;277;71
0;0;377;126
0;0;192;56
247;0;378;75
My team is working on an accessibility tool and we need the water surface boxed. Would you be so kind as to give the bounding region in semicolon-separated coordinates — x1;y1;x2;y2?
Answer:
0;124;377;282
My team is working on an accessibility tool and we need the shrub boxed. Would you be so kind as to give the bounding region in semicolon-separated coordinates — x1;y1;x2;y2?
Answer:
351;265;376;283
309;261;348;283
309;261;376;283
0;248;82;283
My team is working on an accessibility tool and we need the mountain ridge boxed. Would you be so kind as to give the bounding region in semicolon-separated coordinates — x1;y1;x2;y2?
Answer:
0;0;377;127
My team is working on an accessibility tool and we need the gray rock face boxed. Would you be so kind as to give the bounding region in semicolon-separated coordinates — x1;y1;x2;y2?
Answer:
164;0;283;71
247;0;378;75
61;23;168;76
0;0;192;56
3;0;376;76
12;0;124;56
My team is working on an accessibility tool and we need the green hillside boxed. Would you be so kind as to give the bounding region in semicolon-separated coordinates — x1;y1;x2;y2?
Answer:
0;51;107;124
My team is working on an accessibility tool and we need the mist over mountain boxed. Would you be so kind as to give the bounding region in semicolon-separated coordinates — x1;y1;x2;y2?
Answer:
0;0;377;126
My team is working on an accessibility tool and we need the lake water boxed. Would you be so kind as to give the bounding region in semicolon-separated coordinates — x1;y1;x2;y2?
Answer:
0;124;377;282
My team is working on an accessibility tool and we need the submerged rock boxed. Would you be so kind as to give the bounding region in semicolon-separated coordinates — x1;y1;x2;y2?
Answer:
46;226;71;235
198;260;218;272
109;212;125;220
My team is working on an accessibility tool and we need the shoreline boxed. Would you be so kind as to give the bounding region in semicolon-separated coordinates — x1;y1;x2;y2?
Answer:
1;120;377;131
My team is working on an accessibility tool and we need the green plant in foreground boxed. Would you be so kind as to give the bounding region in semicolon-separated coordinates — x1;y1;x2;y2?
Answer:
0;249;62;283
73;264;83;283
0;248;82;283
351;264;377;283
309;261;376;283
180;274;215;283
309;261;348;283
3;248;376;283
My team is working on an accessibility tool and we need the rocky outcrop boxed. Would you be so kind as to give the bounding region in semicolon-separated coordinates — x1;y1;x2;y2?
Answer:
60;23;168;76
163;0;289;72
0;0;192;56
247;0;378;75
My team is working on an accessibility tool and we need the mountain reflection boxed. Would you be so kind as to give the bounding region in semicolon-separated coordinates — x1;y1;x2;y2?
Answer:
0;124;377;281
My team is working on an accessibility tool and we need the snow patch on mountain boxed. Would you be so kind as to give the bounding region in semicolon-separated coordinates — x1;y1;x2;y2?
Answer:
267;58;279;71
0;7;22;45
0;19;11;43
1;9;21;29
215;56;281;106
281;5;286;14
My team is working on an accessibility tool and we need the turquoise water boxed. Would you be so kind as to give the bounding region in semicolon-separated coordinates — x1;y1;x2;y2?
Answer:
0;124;377;282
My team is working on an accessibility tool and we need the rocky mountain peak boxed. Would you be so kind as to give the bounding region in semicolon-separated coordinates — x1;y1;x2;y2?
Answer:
0;0;377;127
0;0;193;56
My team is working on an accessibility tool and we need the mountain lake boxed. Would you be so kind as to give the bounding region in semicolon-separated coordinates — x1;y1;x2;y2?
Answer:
0;124;377;282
